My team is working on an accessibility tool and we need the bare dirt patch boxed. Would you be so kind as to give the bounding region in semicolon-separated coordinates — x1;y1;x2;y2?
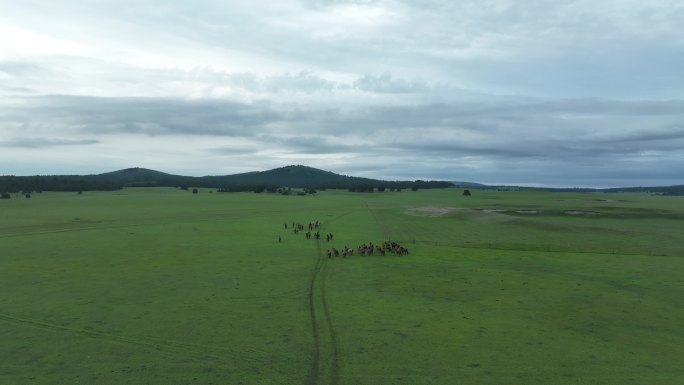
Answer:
406;206;470;217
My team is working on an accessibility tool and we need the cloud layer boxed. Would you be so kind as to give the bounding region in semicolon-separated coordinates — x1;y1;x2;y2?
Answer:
1;1;683;186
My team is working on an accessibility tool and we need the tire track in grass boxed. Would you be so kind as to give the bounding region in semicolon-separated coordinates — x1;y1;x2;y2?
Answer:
306;211;349;385
305;253;323;385
318;242;339;385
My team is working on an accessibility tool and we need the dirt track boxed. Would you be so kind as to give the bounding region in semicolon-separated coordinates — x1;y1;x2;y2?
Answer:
306;213;347;385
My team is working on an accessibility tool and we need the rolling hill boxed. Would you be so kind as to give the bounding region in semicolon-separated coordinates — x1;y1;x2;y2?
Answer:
3;166;680;194
0;165;453;192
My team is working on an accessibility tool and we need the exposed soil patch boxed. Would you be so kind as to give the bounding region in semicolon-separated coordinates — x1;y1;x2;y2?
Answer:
406;206;470;217
515;210;539;214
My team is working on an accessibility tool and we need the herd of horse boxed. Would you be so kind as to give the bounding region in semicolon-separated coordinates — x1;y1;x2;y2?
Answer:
283;221;331;241
279;220;409;258
327;241;409;258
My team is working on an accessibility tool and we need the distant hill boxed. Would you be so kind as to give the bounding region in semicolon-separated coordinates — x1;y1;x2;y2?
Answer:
93;167;183;187
3;166;680;195
96;167;176;181
0;165;454;193
200;165;375;188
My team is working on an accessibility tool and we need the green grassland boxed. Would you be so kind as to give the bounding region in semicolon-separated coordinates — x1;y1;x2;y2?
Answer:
1;188;683;384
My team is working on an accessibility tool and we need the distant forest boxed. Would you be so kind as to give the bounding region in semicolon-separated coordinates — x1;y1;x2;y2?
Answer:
0;165;454;194
602;185;684;196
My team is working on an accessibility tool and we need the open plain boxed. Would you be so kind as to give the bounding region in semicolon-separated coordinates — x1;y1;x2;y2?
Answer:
1;188;683;384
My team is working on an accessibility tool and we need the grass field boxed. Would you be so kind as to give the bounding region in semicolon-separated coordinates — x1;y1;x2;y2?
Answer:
1;188;683;384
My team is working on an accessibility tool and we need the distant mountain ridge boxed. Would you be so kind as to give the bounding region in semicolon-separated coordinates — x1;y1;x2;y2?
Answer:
0;165;454;192
2;166;681;194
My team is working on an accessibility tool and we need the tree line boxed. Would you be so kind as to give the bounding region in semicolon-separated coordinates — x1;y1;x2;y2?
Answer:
0;169;454;194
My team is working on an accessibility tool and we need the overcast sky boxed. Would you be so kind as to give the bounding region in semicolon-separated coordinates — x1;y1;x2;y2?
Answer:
1;0;683;187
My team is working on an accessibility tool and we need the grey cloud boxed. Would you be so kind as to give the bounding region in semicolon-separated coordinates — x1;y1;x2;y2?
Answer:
301;0;380;8
392;142;545;159
0;91;684;186
0;57;358;98
227;72;337;93
207;146;261;155
609;127;684;143
317;101;684;173
0;86;34;93
4;95;684;163
2;1;684;187
0;61;51;76
4;1;684;99
0;138;100;148
255;135;369;155
353;73;429;94
3;96;284;137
